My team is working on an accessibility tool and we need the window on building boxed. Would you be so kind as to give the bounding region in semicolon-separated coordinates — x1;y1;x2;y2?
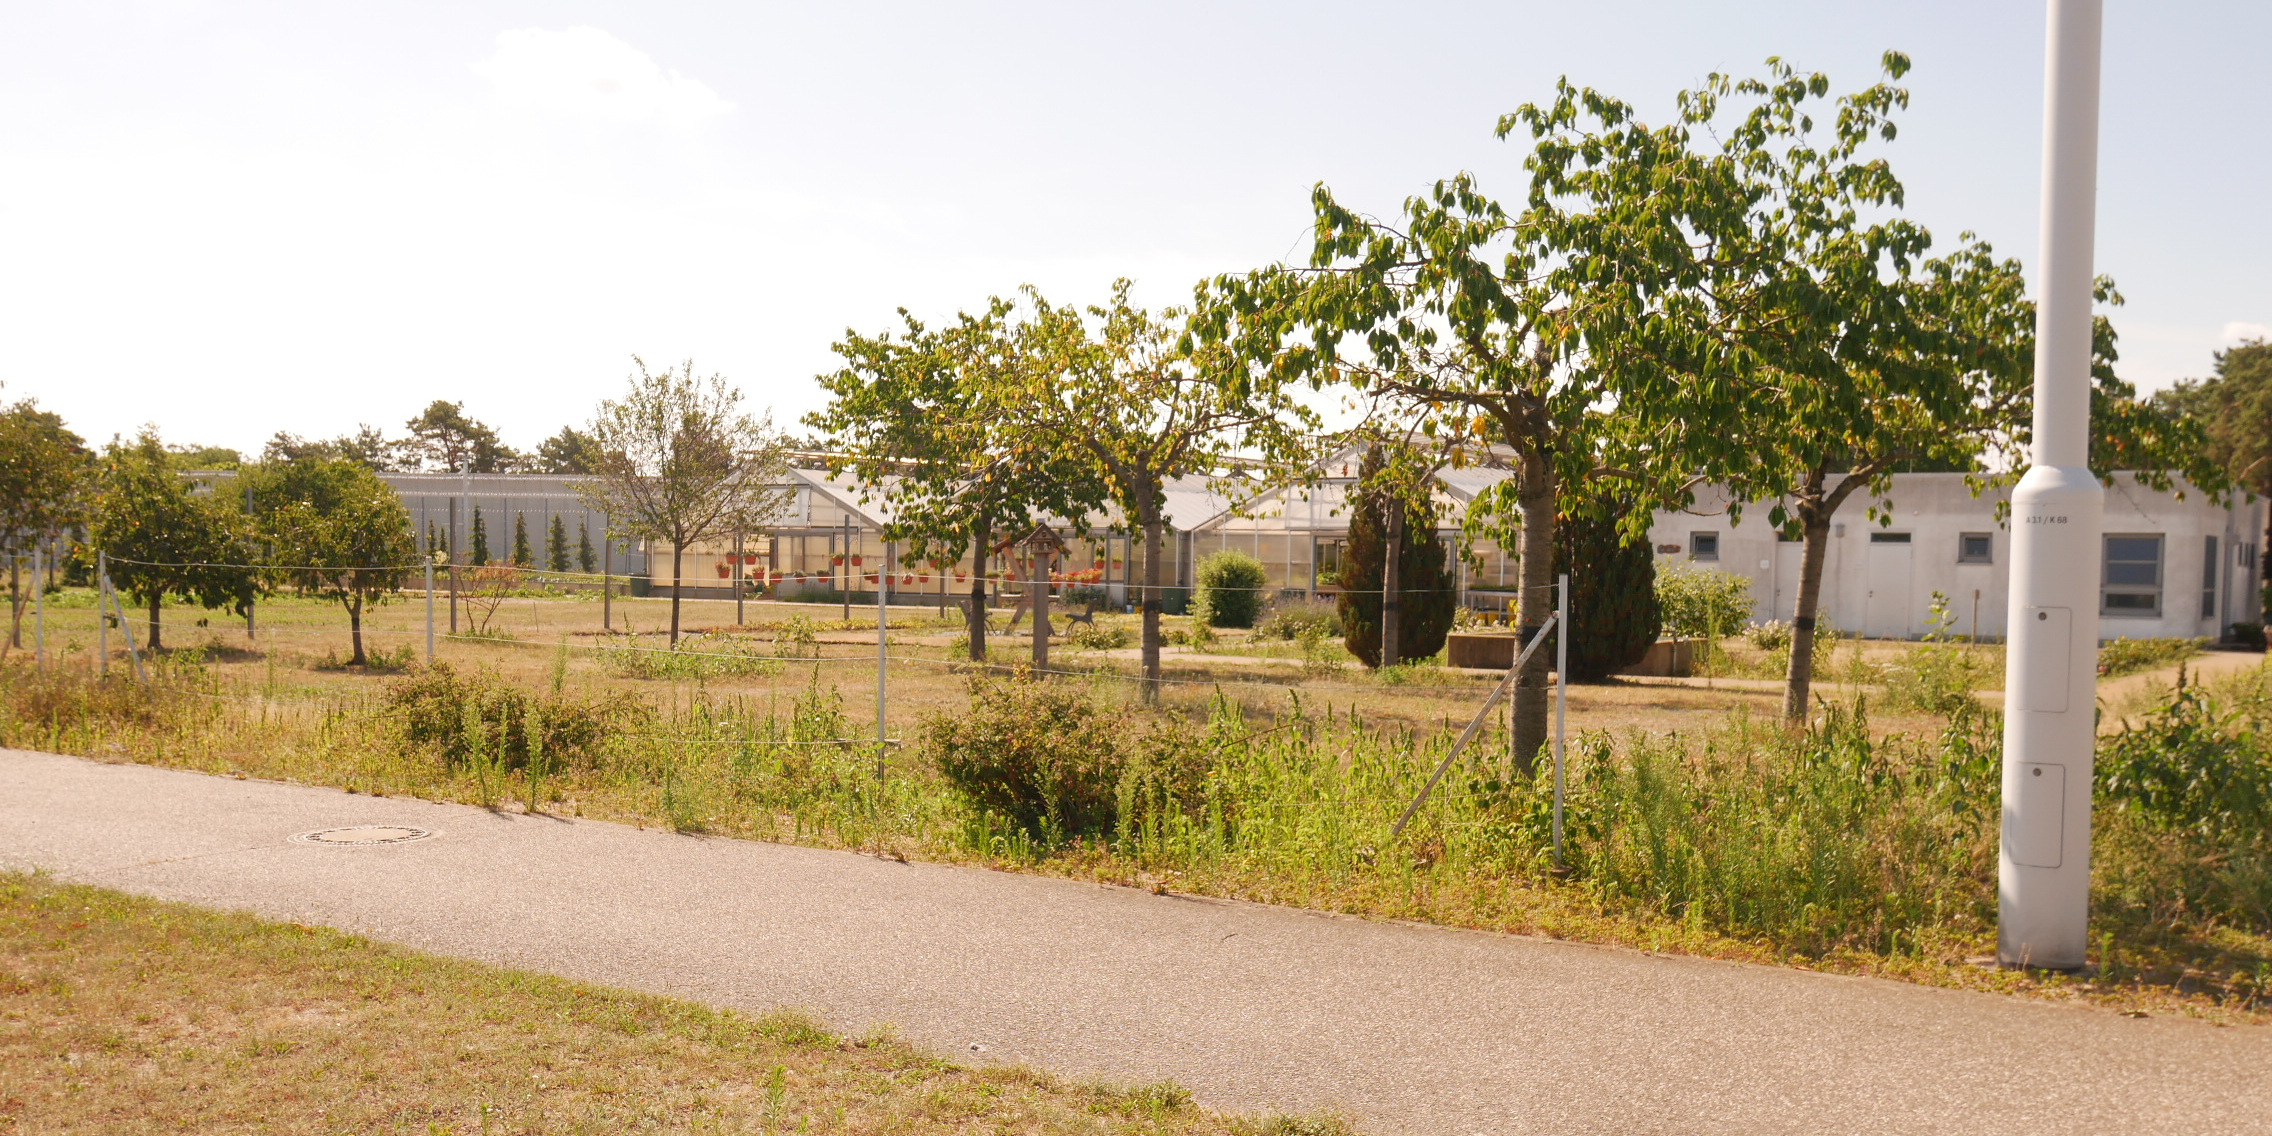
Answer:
1314;538;1345;586
2102;534;2164;617
1959;532;1993;564
1689;531;1719;560
2204;535;2221;619
1868;531;1912;544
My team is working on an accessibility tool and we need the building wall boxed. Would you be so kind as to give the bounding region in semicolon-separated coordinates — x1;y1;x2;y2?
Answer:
381;474;643;576
1648;473;2262;642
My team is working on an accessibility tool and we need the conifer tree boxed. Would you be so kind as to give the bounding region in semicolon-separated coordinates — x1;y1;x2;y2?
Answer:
1337;447;1455;668
546;514;570;572
512;513;533;567
469;509;489;566
576;519;596;574
1551;495;1660;682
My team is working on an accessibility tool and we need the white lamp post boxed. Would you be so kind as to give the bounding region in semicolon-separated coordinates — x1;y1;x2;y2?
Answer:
2000;0;2105;972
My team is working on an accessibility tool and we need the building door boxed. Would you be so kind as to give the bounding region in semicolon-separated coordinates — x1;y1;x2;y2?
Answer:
1863;533;1915;639
1771;541;1804;622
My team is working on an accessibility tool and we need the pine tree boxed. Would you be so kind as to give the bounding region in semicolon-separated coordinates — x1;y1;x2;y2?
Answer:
1551;496;1661;682
469;508;489;566
512;512;532;568
546;514;570;572
1337;447;1456;668
576;519;596;574
427;521;444;557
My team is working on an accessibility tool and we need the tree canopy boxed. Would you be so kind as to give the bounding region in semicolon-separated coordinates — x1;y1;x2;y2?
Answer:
248;457;418;666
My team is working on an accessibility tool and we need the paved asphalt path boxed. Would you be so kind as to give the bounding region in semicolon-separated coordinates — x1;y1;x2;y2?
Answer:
3;748;2266;1134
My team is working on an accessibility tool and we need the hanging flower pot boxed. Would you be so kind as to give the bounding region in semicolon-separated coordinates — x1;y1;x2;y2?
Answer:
852;555;864;566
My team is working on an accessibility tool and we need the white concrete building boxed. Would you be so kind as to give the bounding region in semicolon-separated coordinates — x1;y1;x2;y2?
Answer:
1649;473;2262;642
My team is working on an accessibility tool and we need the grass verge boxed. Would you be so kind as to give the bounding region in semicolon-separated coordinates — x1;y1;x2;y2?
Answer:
0;872;1346;1135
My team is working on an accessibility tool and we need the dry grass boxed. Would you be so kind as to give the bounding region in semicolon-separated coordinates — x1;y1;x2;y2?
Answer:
6;588;2266;1025
0;872;1348;1135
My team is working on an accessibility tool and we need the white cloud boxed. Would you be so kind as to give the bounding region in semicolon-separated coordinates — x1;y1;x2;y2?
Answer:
474;27;732;128
2223;321;2272;344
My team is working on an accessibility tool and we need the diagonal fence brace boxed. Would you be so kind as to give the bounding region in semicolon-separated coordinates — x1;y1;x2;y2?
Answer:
1389;612;1559;839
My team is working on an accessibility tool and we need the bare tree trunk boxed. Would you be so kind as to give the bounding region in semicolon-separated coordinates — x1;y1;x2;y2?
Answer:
1381;500;1403;667
1512;451;1557;776
668;544;685;645
146;591;163;652
1782;512;1834;722
967;519;990;663
1029;534;1051;672
1140;501;1165;703
348;593;367;666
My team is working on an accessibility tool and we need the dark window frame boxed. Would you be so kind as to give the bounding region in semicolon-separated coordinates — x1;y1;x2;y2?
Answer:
1689;531;1720;561
1958;532;1993;565
2101;533;2164;618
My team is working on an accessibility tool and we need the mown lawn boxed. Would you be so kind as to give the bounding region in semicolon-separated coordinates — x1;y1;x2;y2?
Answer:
0;873;1345;1135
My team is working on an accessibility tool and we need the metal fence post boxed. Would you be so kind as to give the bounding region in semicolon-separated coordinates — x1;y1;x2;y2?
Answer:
32;546;45;669
878;539;891;777
424;559;436;662
601;529;613;632
734;530;746;626
1554;572;1569;870
96;551;109;677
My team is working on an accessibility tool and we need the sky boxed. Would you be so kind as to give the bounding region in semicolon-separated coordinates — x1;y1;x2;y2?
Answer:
1;1;2265;457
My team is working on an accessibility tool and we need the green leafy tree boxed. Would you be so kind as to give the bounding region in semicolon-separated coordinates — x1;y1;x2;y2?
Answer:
1005;282;1314;698
87;431;259;650
1192;550;1267;629
403;401;519;473
547;515;571;572
469;508;490;567
577;357;794;643
1642;57;2227;719
537;426;603;474
1551;495;1659;682
166;444;243;470
511;512;533;568
0;399;91;650
576;519;596;574
810;302;1097;663
250;457;418;666
2160;340;2272;616
1337;446;1456;667
1206;63;1763;767
261;426;397;470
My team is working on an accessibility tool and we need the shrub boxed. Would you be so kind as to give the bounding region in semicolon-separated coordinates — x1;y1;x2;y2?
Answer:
599;632;781;680
1068;621;1131;651
2097;636;2208;678
389;662;637;770
1191;550;1266;629
1256;599;1342;641
1655;565;1756;641
927;677;1127;840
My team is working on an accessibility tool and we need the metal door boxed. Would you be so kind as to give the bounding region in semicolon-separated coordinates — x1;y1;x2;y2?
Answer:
1864;535;1915;639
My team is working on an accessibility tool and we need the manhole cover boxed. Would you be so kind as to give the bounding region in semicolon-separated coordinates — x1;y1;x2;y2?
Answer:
291;825;436;847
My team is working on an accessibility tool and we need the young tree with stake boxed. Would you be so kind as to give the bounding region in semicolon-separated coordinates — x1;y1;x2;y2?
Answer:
250;457;418;666
577;358;793;644
1007;282;1314;700
0;399;89;651
88;432;260;651
811;303;1099;664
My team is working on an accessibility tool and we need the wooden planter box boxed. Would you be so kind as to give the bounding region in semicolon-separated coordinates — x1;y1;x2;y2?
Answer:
1617;639;1695;678
1446;632;1521;669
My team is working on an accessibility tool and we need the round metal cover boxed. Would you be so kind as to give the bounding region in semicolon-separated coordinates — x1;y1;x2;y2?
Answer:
291;825;436;847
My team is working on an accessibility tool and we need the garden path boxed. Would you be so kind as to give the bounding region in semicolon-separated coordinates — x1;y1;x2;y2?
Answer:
3;747;2266;1135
